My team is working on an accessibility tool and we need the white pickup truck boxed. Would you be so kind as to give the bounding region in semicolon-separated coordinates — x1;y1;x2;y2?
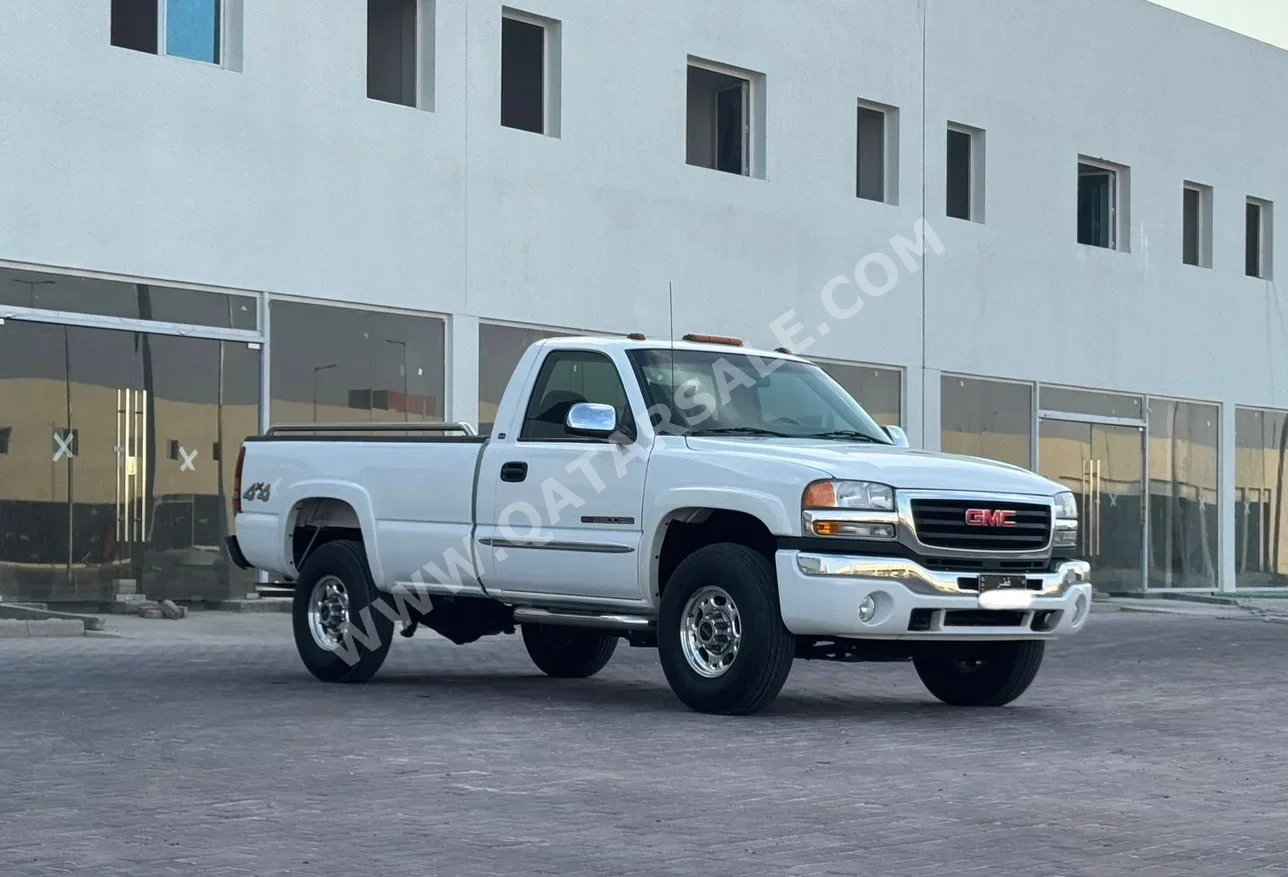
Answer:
228;334;1092;715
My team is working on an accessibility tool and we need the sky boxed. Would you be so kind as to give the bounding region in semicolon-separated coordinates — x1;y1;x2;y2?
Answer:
1147;0;1288;50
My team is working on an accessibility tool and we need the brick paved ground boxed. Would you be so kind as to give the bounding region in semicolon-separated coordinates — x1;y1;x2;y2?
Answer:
2;611;1287;876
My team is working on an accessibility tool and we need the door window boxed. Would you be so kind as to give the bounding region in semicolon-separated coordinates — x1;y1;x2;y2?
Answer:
520;351;631;441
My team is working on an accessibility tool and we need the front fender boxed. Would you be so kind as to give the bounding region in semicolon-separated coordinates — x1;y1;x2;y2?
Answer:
640;486;799;606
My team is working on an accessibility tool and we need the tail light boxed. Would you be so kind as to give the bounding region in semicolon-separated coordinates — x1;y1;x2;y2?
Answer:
233;445;246;514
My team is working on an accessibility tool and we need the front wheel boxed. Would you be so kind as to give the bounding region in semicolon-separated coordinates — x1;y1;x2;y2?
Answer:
521;623;618;678
657;543;795;715
912;640;1046;706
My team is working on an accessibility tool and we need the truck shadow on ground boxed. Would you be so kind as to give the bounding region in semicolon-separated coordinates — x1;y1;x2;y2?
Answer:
340;669;1068;721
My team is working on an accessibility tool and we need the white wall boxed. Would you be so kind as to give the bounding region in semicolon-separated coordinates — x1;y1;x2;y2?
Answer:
2;0;1288;420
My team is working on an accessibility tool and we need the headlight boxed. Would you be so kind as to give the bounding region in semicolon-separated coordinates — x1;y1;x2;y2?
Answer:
1053;491;1079;549
1054;491;1078;519
803;480;895;511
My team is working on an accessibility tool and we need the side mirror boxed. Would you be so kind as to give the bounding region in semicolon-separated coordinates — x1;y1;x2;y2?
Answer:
882;425;910;448
566;402;619;438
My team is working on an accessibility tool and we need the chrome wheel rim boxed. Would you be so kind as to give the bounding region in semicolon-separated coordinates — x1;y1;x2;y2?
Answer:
308;575;350;651
680;586;742;678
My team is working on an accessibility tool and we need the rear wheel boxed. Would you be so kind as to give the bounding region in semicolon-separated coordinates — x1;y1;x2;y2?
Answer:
912;640;1045;706
292;540;394;683
658;543;795;715
521;623;619;678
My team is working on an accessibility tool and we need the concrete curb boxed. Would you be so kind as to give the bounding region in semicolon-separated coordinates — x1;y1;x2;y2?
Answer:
0;604;106;631
0;619;86;638
209;598;292;613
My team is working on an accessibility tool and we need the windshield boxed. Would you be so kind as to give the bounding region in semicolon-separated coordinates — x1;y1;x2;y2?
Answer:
627;348;892;443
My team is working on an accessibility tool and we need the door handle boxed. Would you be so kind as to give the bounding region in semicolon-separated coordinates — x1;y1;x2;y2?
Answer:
500;461;528;483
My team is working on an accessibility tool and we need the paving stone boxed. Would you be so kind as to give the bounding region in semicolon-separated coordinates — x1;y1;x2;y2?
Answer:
0;612;1286;875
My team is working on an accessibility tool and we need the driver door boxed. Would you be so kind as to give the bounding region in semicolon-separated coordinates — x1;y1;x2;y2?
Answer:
483;349;651;603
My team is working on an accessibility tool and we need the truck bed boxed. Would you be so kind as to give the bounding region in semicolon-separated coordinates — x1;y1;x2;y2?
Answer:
235;425;486;591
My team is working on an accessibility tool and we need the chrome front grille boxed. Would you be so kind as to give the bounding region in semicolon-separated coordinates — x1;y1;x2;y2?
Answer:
909;498;1051;552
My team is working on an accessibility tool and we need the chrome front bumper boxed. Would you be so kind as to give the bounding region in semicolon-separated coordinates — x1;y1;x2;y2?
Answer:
777;551;1094;641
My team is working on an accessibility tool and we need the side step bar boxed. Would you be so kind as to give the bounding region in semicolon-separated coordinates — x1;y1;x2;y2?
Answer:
512;607;654;631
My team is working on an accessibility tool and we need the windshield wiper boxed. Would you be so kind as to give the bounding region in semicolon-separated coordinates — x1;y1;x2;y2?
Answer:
803;430;885;443
687;426;792;437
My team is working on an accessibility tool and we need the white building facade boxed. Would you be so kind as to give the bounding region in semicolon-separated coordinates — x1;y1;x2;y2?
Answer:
2;0;1287;604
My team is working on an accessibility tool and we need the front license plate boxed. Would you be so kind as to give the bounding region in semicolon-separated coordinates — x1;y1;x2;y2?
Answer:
978;574;1028;593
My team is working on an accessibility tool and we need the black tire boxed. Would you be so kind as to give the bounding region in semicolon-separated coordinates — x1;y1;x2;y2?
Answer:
521;624;618;678
292;540;394;684
912;640;1046;706
658;543;795;716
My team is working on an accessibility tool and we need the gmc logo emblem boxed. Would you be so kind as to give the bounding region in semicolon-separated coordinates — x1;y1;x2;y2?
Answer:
965;508;1016;527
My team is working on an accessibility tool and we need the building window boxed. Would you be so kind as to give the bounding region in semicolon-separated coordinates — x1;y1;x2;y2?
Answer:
1182;182;1213;268
368;0;433;109
479;322;578;435
1040;385;1143;420
0;426;10;455
856;101;898;204
817;361;902;428
1235;407;1288;588
501;10;561;136
111;0;226;65
941;375;1034;470
1077;158;1130;251
946;123;984;222
686;59;765;179
1247;197;1273;279
1148;399;1219;589
269;300;445;425
0;265;258;329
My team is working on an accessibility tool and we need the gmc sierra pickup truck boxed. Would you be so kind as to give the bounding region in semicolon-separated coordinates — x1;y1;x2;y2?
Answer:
228;334;1092;715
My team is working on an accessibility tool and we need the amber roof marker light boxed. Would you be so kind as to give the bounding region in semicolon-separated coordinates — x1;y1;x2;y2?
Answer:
682;333;744;347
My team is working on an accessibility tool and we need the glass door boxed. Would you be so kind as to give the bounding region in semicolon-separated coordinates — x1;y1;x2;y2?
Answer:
0;318;260;606
1039;418;1146;593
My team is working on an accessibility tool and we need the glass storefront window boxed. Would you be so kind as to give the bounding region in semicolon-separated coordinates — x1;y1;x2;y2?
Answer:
1148;398;1219;588
817;361;902;427
269;300;445;426
0;266;258;330
1235;407;1288;588
479;322;578;435
1040;386;1144;420
941;375;1034;469
0;320;260;605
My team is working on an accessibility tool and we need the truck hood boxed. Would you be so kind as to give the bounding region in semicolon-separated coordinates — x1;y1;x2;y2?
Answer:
684;438;1063;495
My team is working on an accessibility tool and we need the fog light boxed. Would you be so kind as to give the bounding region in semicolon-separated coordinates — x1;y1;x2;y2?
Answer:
858;595;877;623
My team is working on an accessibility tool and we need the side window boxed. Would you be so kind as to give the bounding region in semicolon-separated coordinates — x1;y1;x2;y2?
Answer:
520;351;631;440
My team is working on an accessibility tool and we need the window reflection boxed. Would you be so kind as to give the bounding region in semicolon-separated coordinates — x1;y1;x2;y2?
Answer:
0;266;257;330
941;375;1033;469
817;361;902;427
1235;407;1288;588
1148;399;1219;588
0;319;259;605
478;322;577;435
269;301;445;426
